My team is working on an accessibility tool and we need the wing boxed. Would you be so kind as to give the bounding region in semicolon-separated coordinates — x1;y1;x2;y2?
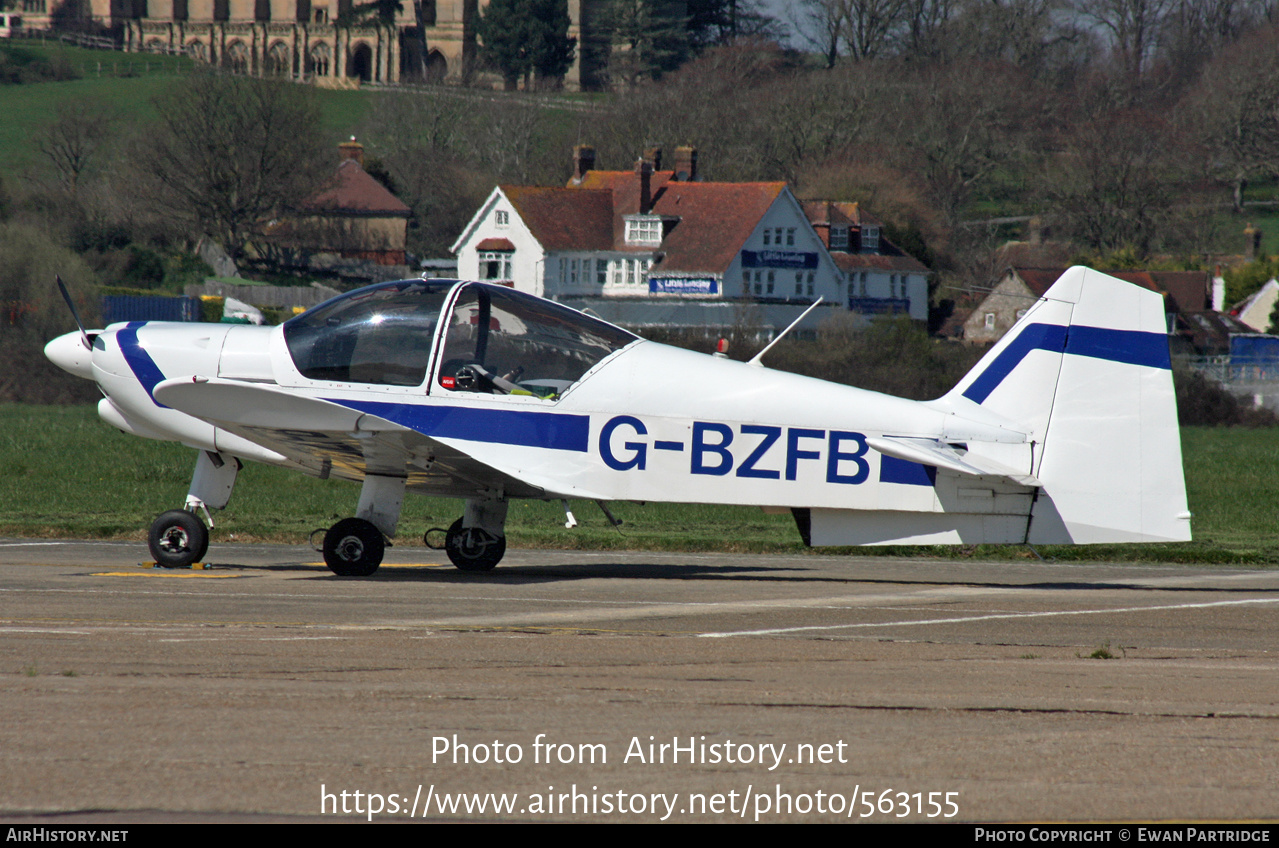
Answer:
151;377;602;500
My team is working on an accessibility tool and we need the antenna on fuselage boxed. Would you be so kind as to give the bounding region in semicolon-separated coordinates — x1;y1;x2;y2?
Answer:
747;297;824;367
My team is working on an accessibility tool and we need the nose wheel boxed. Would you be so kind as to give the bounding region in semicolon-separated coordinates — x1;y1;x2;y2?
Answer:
444;517;506;572
322;517;385;576
148;509;209;568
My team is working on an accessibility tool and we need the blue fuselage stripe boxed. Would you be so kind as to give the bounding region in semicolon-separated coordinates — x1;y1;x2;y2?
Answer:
333;399;591;453
117;322;169;407
879;454;937;487
962;323;1169;404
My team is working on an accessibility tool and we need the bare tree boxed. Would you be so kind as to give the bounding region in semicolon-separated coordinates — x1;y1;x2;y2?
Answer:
792;0;908;65
792;0;849;67
1080;0;1174;78
1041;106;1187;255
898;0;959;59
140;72;330;262
881;61;1037;225
1180;25;1279;212
36;99;114;199
843;0;910;60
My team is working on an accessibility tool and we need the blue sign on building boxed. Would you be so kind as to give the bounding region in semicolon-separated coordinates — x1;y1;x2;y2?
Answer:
649;277;719;295
740;250;819;270
848;297;910;315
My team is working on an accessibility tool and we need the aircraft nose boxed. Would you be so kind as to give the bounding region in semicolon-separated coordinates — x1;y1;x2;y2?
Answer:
44;331;95;379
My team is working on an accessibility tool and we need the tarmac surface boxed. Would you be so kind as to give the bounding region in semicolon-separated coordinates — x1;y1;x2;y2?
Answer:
0;538;1277;823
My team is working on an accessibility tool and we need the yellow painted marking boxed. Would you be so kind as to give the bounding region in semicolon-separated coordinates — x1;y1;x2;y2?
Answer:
91;571;243;579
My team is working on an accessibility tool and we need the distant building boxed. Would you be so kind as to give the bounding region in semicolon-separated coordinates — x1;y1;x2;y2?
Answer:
801;201;930;321
260;138;410;273
21;0;606;89
452;145;857;330
1231;278;1279;333
964;266;1217;345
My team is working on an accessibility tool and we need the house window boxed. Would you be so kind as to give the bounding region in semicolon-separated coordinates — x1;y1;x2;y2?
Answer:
806;272;814;296
795;273;803;295
625;216;662;246
861;226;880;253
597;259;608;285
830;227;848;251
762;230;771;246
984;313;996;330
611;261;623;285
786;228;795;246
494;210;509;227
479;251;512;282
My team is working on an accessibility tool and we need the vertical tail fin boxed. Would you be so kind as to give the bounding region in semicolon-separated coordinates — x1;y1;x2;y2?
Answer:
946;267;1190;543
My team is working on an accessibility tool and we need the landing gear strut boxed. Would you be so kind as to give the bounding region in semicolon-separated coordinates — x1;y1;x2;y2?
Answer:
147;450;238;568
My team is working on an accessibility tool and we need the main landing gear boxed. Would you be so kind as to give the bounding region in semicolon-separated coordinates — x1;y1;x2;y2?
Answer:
426;497;510;573
321;517;384;576
146;450;238;568
442;517;506;572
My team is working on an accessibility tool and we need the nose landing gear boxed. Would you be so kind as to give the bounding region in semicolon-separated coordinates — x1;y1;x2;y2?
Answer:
147;509;209;568
146;450;238;568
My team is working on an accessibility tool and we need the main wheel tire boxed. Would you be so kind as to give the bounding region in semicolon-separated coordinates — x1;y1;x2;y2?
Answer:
148;510;209;568
323;517;384;577
445;517;505;572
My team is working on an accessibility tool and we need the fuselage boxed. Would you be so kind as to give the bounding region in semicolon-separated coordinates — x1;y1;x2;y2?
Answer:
46;279;1029;513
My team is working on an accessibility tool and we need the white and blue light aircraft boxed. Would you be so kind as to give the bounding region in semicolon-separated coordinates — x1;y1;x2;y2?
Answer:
44;266;1190;574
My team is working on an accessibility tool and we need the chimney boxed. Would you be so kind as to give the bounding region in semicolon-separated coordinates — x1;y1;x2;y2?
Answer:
674;146;698;182
338;136;364;167
644;146;663;171
1245;222;1261;260
572;144;595;184
636;157;653;214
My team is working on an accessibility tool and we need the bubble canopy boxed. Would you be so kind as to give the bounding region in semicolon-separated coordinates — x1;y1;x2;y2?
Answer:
283;280;637;397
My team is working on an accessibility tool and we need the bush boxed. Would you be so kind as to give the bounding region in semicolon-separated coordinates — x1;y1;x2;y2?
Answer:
1175;367;1279;427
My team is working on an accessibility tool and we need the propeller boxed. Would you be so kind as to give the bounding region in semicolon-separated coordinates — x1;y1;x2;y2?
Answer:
56;275;92;350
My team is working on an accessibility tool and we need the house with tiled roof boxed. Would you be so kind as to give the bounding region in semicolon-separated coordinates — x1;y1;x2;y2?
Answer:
264;139;411;271
963;266;1219;345
451;146;847;329
802;201;931;321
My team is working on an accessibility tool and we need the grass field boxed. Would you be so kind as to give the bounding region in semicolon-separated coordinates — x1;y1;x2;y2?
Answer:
1;404;1276;565
0;43;371;169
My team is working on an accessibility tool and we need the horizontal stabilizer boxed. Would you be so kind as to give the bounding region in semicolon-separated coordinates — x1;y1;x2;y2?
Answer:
867;436;1040;487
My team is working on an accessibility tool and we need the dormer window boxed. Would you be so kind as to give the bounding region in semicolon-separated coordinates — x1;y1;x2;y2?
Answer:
625;215;662;246
829;226;849;250
860;226;880;253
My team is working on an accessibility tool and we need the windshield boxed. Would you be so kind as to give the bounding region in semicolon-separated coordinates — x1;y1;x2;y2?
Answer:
284;280;453;386
437;284;637;400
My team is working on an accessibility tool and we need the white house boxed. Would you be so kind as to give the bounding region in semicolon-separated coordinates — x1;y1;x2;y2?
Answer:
801;201;931;322
452;147;849;329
